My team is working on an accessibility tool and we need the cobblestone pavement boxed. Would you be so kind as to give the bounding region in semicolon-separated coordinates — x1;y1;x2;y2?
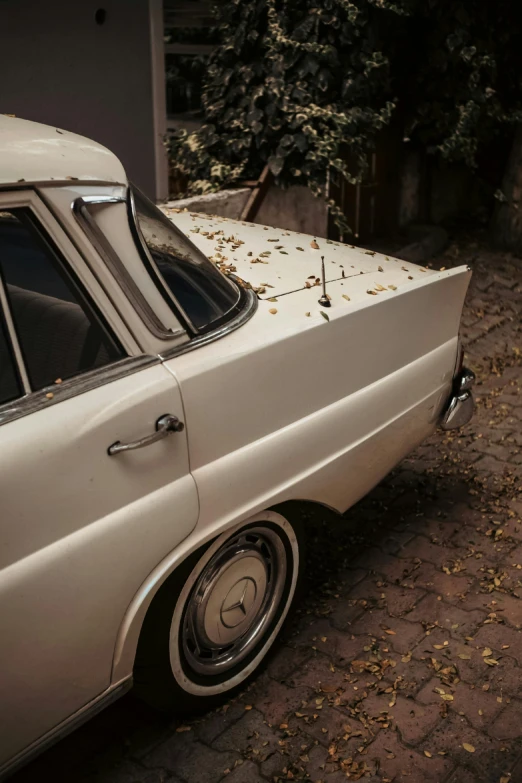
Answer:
12;235;522;783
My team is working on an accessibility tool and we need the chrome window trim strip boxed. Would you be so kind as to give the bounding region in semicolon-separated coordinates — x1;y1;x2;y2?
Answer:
73;193;185;341
128;186;199;335
0;270;31;394
159;285;258;360
128;186;245;338
0;355;159;428
0;179;128;193
0;678;132;779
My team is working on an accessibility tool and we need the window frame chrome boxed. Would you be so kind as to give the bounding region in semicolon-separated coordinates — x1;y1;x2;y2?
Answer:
0;355;160;428
127;185;249;338
0;271;31;395
0;196;150;427
73;192;185;341
159;284;258;360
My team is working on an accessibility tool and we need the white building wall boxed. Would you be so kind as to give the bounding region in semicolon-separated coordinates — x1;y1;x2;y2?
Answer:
0;0;168;200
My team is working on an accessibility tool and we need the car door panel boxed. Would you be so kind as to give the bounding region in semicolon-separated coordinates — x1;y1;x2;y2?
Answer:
0;363;198;765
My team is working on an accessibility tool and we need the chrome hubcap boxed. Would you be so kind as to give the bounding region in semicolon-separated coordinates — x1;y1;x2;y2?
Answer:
182;528;287;675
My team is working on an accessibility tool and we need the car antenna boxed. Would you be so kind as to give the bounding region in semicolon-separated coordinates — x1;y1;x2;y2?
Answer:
318;256;331;307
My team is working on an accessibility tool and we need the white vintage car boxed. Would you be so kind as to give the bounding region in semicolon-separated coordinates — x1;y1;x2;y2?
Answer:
0;117;474;777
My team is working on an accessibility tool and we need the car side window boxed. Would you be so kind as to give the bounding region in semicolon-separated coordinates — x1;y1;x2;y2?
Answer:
0;310;22;405
0;209;125;391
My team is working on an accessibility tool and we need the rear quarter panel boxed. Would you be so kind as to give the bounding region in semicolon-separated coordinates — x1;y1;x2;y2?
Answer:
164;265;471;534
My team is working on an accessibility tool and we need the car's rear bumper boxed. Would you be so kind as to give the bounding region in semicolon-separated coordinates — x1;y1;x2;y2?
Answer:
440;367;475;430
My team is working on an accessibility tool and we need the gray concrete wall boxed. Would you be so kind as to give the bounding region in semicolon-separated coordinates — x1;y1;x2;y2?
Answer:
166;185;329;237
0;0;167;200
256;185;328;237
165;189;250;219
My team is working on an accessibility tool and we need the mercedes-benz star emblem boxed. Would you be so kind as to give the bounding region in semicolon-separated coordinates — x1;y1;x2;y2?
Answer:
220;577;257;629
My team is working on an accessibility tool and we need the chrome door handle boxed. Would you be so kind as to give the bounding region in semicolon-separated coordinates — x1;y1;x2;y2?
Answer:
108;414;184;456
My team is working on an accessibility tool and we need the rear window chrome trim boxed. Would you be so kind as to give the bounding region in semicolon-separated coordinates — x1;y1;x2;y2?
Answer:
0;270;30;395
159;285;258;361
128;186;246;338
128;187;198;336
73;193;185;341
0;355;159;428
72;188;256;357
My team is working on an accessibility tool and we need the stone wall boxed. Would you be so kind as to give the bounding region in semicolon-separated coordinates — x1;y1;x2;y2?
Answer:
166;184;328;236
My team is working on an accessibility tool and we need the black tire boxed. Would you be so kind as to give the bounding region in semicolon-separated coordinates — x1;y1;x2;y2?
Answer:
133;509;305;714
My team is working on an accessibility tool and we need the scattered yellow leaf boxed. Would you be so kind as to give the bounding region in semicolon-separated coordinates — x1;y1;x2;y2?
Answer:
269;308;278;314
462;743;475;753
482;648;492;657
384;629;396;635
424;751;432;758
458;653;471;659
342;294;351;301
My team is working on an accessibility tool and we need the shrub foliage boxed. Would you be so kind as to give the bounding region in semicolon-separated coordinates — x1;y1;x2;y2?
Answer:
171;0;522;229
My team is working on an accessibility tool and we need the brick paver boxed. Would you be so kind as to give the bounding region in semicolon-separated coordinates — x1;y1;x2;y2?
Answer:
11;236;522;782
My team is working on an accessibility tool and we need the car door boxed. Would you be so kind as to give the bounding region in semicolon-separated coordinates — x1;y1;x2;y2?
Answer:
0;193;199;768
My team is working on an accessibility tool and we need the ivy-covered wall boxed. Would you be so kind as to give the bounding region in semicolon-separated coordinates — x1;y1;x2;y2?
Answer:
171;0;522;235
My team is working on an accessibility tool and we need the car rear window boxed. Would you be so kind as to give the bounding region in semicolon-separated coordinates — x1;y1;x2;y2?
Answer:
129;186;241;334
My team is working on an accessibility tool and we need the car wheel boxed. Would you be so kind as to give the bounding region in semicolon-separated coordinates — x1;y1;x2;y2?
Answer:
134;509;304;713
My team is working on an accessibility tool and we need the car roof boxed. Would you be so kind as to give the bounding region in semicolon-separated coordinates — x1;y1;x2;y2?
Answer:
0;115;127;187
